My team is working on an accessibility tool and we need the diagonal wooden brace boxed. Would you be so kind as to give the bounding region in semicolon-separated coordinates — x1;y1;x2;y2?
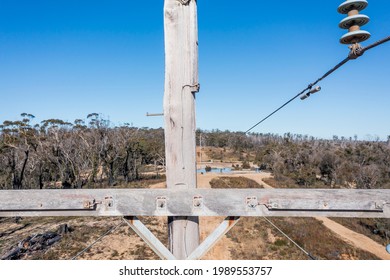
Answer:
123;216;240;260
187;216;240;260
123;216;176;260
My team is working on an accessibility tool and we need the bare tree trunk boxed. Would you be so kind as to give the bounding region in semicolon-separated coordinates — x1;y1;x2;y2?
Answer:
12;150;29;190
163;0;200;259
123;149;130;183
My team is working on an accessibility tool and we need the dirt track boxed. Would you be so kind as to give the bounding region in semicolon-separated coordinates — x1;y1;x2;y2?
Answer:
316;217;390;260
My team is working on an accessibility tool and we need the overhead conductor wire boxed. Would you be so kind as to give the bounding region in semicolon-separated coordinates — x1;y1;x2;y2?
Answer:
245;35;390;134
263;217;316;260
70;220;124;260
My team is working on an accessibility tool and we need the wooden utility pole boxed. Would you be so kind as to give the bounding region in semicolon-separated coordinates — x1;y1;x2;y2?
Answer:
163;0;200;259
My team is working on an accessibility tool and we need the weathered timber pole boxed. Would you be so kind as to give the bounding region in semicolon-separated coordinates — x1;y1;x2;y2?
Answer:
163;0;200;259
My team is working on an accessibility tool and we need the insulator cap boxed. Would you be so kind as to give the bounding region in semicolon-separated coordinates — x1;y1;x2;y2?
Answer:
340;30;371;44
339;14;370;29
338;0;368;14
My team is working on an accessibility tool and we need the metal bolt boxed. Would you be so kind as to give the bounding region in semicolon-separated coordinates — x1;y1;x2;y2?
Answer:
193;196;203;209
246;196;258;211
104;197;114;209
323;202;328;208
156;196;167;211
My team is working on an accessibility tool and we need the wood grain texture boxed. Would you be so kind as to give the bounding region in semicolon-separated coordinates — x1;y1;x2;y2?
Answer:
163;0;199;259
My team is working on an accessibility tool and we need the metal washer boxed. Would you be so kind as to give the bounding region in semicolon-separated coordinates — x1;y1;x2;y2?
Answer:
340;30;371;44
338;0;368;14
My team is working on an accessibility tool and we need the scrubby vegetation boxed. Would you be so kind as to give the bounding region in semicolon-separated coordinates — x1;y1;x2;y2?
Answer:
210;176;263;189
227;217;378;260
198;129;390;189
2;114;389;190
0;113;165;189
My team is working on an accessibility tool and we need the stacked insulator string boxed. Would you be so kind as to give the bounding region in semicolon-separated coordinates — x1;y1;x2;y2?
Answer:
338;0;371;45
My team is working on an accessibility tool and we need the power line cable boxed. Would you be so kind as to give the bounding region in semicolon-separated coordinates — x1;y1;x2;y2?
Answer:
263;217;316;260
363;35;390;52
70;220;124;260
244;86;317;134
245;35;390;134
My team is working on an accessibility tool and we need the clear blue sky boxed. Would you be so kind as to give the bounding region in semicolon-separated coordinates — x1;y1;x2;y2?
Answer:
1;0;389;140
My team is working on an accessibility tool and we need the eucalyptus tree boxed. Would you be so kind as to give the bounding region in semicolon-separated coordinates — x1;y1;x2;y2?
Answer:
0;113;37;189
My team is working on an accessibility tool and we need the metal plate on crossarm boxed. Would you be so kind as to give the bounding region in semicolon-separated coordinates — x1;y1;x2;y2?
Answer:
266;199;385;212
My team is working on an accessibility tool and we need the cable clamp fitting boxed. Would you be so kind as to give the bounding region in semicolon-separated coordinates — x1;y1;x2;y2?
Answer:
177;0;191;5
183;83;200;93
348;43;365;59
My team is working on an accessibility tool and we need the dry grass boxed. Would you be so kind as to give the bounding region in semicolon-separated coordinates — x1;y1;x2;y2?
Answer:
225;216;379;260
226;217;307;260
91;176;166;189
210;176;263;189
204;147;242;162
263;177;329;189
0;216;155;260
